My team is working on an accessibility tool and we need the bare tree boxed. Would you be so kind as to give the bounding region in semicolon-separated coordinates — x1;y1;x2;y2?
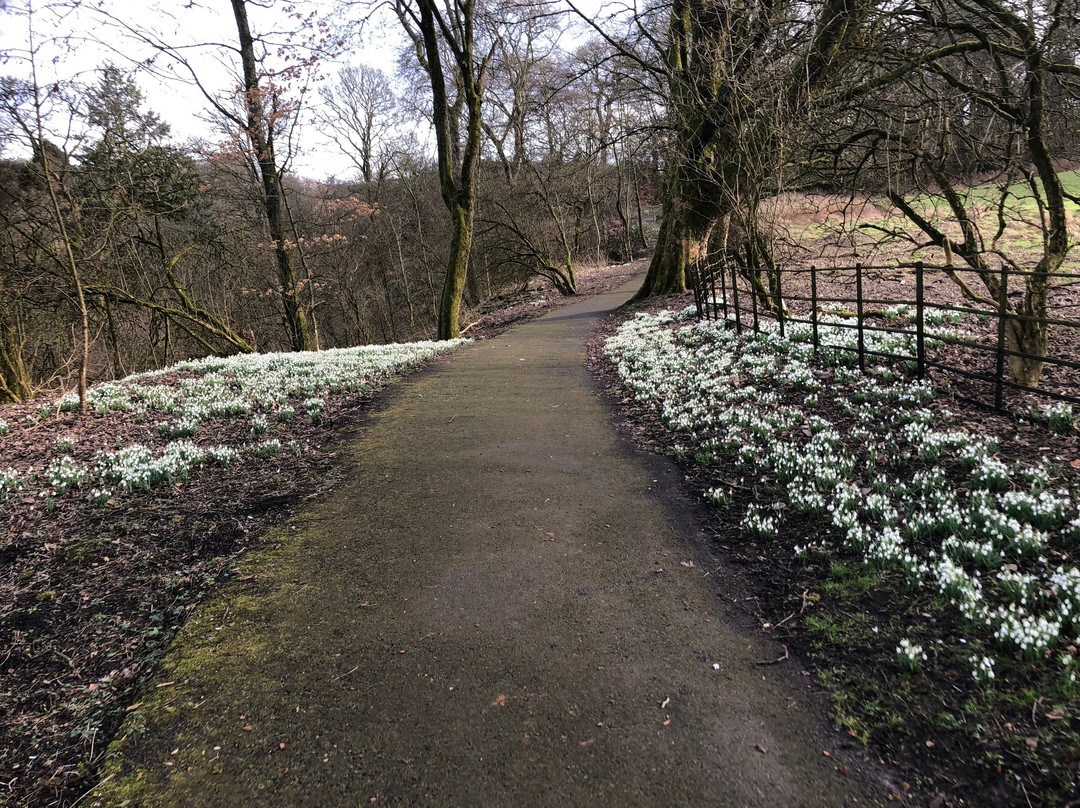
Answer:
318;64;398;189
394;0;494;339
567;0;877;301
1;3;92;408
82;0;329;351
822;0;1080;386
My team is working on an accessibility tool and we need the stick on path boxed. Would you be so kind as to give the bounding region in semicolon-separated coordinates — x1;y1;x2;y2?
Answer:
101;278;886;807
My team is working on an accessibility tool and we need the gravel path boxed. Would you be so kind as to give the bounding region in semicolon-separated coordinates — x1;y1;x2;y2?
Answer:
97;278;888;807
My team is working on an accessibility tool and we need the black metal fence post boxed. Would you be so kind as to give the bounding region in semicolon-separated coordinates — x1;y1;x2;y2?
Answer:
751;270;760;334
994;265;1010;410
776;269;785;338
692;260;703;319
719;259;728;321
731;263;742;334
709;262;718;320
856;262;865;371
810;265;819;354
915;262;925;381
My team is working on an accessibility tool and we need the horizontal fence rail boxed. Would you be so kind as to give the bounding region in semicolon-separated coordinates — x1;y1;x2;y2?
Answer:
690;260;1080;414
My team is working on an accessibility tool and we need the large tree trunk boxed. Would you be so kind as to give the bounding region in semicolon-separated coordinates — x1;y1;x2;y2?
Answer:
0;308;32;404
230;0;311;352
635;202;688;299
633;180;718;301
439;203;473;339
1006;318;1046;389
404;0;488;340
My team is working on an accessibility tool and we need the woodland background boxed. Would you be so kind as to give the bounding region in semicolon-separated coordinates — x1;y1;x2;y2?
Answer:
1;0;1078;403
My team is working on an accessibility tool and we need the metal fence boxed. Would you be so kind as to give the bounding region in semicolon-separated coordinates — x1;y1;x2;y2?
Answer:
690;260;1080;413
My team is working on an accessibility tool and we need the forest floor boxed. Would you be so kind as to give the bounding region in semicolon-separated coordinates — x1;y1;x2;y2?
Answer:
0;261;642;808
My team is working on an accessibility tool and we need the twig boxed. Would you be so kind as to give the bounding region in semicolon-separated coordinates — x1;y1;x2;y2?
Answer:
800;589;812;614
52;648;76;669
1020;779;1033;808
70;773;113;807
773;611;797;629
757;645;789;666
331;665;359;682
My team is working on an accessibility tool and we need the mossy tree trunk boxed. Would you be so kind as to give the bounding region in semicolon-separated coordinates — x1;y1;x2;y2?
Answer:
0;306;32;403
631;0;877;303
230;0;311;352
398;0;491;340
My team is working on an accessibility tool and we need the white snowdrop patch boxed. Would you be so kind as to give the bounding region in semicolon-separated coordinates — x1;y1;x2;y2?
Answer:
604;310;1079;683
3;339;467;509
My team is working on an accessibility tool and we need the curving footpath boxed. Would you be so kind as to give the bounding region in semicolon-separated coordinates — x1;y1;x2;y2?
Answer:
98;277;888;807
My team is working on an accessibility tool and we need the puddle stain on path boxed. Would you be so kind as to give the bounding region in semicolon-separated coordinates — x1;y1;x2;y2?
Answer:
98;279;888;807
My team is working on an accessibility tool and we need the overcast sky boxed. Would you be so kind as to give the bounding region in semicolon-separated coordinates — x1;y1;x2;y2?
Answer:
0;0;612;180
0;0;416;180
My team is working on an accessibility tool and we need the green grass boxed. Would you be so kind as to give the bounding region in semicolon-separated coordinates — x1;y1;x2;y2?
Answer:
839;168;1080;261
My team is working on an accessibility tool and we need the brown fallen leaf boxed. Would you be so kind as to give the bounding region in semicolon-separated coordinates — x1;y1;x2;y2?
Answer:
125;702;143;712
660;697;670;709
491;694;507;707
1045;709;1065;721
662;715;671;726
755;744;767;754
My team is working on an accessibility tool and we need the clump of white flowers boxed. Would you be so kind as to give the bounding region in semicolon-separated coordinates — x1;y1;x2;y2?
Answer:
604;309;1080;685
156;416;199;438
1041;402;1076;434
0;338;468;510
970;654;995;683
47;456;90;495
206;446;240;466
897;639;927;672
0;467;23;500
304;397;326;421
252;439;282;458
705;486;732;507
740;503;778;537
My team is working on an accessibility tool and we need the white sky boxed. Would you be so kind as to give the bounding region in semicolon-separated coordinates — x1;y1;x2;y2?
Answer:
0;0;612;182
0;0;417;180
